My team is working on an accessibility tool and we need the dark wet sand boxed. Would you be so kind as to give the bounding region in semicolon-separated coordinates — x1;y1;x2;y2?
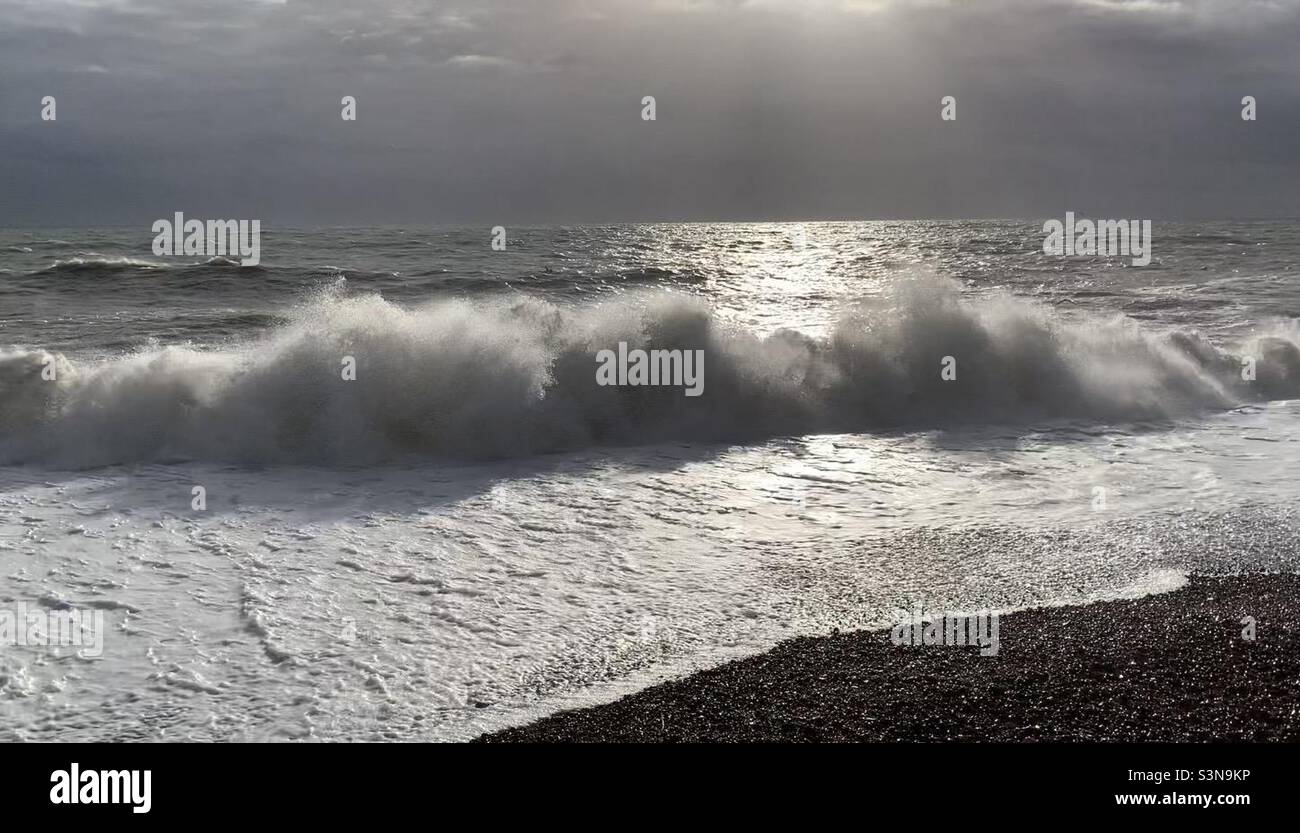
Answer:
477;573;1300;742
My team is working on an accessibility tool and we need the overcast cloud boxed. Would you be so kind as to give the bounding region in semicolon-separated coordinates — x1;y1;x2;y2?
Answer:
1;0;1297;225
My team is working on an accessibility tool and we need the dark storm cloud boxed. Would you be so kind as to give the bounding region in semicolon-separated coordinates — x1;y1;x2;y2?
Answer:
0;0;1296;224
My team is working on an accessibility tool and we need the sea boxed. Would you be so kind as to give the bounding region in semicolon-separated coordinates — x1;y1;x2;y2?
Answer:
2;220;1299;740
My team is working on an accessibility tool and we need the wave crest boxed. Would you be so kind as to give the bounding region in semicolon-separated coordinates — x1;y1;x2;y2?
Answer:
2;277;1296;467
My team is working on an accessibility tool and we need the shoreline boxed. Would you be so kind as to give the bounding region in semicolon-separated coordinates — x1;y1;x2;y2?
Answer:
476;573;1300;742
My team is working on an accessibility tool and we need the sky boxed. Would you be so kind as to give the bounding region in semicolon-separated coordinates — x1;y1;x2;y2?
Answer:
1;0;1297;225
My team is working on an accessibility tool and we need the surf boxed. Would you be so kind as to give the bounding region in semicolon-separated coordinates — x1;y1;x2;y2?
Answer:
2;275;1297;468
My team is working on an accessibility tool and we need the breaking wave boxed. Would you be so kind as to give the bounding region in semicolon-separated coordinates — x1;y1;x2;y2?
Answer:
3;276;1299;467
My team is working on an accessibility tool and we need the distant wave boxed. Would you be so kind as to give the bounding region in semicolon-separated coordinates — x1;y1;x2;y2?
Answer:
37;256;172;274
21;239;74;247
31;255;265;276
2;276;1298;467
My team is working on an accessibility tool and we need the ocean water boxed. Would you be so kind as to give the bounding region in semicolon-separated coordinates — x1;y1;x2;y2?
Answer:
2;221;1299;741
